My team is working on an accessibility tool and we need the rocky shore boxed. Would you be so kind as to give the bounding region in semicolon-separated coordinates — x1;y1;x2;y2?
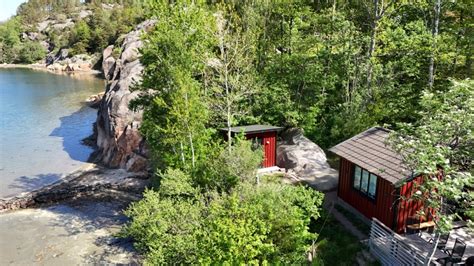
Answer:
0;164;150;264
0;164;150;212
0;20;157;214
0;186;144;265
0;63;102;76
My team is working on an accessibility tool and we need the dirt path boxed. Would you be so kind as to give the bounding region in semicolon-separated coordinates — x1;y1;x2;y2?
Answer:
323;191;368;240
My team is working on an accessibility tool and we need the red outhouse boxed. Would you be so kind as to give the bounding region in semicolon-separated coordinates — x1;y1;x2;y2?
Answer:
329;127;431;233
221;125;283;168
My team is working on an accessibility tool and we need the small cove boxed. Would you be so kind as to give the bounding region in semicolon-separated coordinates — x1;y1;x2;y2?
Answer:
0;68;104;199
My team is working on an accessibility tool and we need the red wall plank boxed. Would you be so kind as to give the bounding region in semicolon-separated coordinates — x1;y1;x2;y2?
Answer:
245;132;277;167
338;157;396;230
395;175;431;233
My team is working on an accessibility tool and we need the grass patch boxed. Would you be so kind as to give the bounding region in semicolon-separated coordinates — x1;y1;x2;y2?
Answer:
310;210;364;265
335;204;371;235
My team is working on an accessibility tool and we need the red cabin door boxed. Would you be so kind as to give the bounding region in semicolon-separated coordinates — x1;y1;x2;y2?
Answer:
246;132;277;168
262;133;276;168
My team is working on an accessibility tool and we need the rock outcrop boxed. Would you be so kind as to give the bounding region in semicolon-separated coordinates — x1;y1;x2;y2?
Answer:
0;164;149;212
93;20;156;172
45;50;98;72
277;128;338;191
86;92;105;108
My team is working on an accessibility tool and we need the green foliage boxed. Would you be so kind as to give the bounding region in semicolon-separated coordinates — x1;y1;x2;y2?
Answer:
0;0;146;63
199;182;322;264
122;187;205;264
157;168;199;198
69;20;91;55
0;17;22;63
18;40;46;63
310;210;366;265
17;0;81;25
134;2;216;172
122;172;324;265
195;138;263;191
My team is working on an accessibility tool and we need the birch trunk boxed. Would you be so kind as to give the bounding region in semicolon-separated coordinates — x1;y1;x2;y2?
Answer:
219;18;232;155
366;0;379;99
428;0;440;89
179;141;185;165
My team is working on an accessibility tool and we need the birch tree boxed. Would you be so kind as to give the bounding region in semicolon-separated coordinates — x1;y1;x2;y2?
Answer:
389;79;474;264
428;0;441;89
135;2;215;171
209;7;259;153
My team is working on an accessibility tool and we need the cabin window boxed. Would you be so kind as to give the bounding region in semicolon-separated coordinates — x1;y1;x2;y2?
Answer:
251;137;263;151
352;165;377;200
353;166;361;189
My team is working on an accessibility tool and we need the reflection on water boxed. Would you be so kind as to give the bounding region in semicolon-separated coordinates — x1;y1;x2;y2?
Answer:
0;68;104;198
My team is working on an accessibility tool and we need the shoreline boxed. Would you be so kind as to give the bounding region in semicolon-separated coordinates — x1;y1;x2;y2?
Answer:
0;163;149;212
0;67;109;207
0;63;104;79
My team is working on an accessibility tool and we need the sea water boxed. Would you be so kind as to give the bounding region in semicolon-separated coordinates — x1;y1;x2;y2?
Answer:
0;68;104;198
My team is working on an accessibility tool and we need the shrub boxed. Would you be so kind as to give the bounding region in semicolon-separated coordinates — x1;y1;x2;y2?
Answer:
68;20;91;55
18;41;46;63
193;138;263;191
122;169;324;265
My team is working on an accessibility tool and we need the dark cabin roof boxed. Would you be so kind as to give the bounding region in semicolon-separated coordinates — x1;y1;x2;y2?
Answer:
329;127;411;185
220;124;283;135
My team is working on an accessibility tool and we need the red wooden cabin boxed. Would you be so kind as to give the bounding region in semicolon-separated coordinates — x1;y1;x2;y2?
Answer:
221;125;283;168
329;127;426;233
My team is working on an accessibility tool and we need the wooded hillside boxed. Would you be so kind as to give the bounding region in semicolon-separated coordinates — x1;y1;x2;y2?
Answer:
0;0;145;64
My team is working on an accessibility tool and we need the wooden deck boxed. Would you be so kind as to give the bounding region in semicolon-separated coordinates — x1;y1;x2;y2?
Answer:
369;218;449;265
370;218;474;265
420;223;474;263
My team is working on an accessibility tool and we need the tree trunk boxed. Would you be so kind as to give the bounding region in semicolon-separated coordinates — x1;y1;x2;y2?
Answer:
179;141;185;165
425;233;440;265
366;0;379;99
220;27;232;155
428;0;441;89
227;100;232;155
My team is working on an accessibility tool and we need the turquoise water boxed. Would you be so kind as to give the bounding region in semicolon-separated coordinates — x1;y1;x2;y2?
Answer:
0;69;104;198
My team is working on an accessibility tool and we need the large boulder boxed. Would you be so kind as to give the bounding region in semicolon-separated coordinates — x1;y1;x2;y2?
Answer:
93;20;156;172
78;10;92;19
277;128;338;191
52;19;74;31
37;20;54;32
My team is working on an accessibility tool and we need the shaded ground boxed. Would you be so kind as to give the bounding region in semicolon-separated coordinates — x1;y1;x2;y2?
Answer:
0;166;150;265
0;191;142;265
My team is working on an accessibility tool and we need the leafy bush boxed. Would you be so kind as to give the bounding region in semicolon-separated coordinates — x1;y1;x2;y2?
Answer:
193;138;263;191
69;20;91;55
18;41;46;63
0;17;22;63
122;170;324;265
123;188;205;264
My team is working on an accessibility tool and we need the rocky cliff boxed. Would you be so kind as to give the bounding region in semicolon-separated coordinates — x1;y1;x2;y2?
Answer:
93;20;155;172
